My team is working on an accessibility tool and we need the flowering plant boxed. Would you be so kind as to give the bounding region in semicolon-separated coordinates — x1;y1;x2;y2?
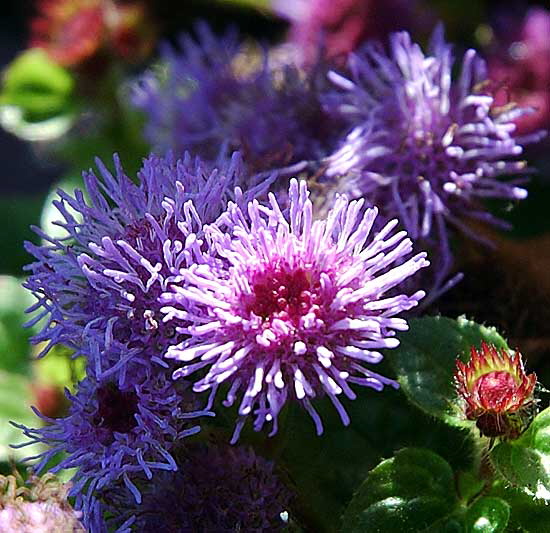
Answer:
0;1;549;531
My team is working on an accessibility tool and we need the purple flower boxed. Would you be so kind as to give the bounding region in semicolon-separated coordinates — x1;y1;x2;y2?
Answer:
13;349;210;528
161;179;428;441
132;22;341;174
24;151;268;381
324;27;546;251
0;473;84;532
100;443;293;532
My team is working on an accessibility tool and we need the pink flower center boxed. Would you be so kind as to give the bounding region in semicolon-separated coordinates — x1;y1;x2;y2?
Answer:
245;262;321;325
473;371;518;410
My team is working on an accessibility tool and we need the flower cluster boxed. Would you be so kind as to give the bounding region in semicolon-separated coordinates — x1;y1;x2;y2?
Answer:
22;154;426;526
324;27;545;284
16;15;547;532
132;23;342;174
162;178;428;441
100;443;292;532
24;151;268;376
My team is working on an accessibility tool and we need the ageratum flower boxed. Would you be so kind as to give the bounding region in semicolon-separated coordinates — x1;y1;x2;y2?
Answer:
161;179;428;441
325;27;546;250
100;443;292;532
0;473;84;532
24;151;268;381
132;22;341;173
455;342;538;439
13;347;210;527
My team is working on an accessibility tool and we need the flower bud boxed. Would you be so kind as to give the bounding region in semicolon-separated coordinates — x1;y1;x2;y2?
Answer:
455;342;537;439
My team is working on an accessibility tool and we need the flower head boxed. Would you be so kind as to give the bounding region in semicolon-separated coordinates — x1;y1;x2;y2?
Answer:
101;443;292;531
162;179;428;441
14;349;210;526
0;473;84;532
24;151;267;381
133;23;340;173
325;27;546;250
455;342;537;439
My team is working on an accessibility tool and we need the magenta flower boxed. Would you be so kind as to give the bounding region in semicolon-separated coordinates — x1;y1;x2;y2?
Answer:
161;179;428;441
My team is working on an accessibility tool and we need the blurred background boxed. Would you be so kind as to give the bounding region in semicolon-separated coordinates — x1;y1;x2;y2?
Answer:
0;0;548;475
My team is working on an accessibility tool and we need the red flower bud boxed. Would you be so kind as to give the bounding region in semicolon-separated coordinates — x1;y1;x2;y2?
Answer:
455;342;537;439
30;0;104;67
30;0;154;67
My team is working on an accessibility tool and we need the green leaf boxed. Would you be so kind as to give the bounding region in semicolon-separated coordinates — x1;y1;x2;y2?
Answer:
341;448;457;532
0;276;34;374
491;407;550;502
276;387;475;532
340;450;510;532
464;497;510;532
0;48;74;123
0;194;46;274
489;481;550;533
387;316;509;426
0;370;44;462
457;471;486;502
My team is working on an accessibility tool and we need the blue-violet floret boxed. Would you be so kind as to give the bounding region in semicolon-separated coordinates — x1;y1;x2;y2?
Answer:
24;151;268;380
13;348;210;528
